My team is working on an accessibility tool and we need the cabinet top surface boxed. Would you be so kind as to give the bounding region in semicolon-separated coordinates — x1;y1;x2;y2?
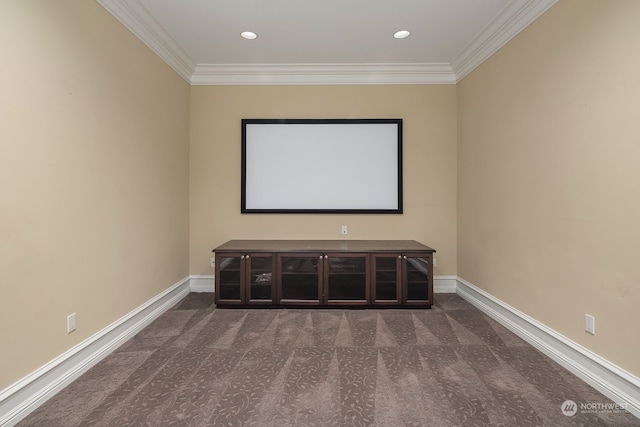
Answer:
213;239;435;253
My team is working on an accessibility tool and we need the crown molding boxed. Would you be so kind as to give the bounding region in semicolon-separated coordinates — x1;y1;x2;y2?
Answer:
97;0;557;85
95;0;195;82
451;0;558;82
191;63;456;85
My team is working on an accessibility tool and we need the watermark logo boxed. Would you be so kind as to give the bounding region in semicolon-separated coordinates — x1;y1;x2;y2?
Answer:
561;400;629;416
561;400;578;416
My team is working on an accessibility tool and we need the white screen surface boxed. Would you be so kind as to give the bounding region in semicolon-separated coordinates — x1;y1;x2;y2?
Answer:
242;120;402;213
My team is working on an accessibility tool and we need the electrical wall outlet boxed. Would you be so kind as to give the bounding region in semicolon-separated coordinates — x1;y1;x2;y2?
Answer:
585;314;595;335
210;257;215;268
341;225;348;235
67;313;76;334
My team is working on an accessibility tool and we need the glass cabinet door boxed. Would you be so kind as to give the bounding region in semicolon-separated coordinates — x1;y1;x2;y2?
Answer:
403;254;432;305
216;254;243;304
372;254;401;304
279;254;322;304
247;254;275;303
325;253;368;304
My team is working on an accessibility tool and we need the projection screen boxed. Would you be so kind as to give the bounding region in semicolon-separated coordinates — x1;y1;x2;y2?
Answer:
241;119;403;213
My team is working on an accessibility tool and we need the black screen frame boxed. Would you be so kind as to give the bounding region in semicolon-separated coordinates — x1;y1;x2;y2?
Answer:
241;118;403;214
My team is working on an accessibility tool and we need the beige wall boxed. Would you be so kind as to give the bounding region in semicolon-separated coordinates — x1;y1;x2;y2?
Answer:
190;85;457;276
0;1;190;389
7;0;637;401
458;0;640;376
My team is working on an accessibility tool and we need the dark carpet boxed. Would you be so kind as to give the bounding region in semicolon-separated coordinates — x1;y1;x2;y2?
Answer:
18;293;639;426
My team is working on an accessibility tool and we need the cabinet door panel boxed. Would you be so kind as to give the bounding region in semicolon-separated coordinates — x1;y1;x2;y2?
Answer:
372;254;401;304
248;254;275;303
403;254;432;305
326;254;368;304
216;254;243;303
279;254;322;304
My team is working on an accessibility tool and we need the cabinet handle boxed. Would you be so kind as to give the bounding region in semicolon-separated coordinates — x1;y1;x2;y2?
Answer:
403;255;407;260
324;255;328;259
246;255;250;259
319;255;323;259
398;255;402;259
241;255;245;260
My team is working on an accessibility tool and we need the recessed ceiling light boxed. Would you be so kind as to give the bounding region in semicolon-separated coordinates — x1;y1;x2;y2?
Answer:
241;31;257;40
393;30;411;39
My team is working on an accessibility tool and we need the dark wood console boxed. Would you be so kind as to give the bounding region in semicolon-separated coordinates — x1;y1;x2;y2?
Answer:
213;240;435;308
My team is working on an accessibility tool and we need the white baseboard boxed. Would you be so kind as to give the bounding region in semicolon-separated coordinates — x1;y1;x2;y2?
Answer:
189;275;456;294
0;277;191;427
434;275;457;293
189;274;214;293
4;275;636;424
455;277;640;419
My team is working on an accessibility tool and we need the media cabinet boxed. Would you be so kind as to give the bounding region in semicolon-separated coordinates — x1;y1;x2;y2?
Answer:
213;240;436;308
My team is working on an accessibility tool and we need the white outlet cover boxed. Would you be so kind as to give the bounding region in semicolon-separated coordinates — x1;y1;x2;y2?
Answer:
585;314;595;334
67;313;77;334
